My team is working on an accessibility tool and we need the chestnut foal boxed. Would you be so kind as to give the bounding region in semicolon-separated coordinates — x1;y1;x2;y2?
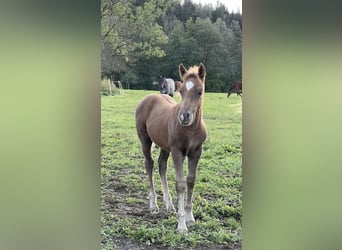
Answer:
135;63;207;232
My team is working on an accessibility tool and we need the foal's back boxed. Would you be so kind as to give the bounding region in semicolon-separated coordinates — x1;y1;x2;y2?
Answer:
135;94;177;151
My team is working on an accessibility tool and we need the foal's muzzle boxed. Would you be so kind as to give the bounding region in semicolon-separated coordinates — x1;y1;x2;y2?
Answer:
178;111;193;126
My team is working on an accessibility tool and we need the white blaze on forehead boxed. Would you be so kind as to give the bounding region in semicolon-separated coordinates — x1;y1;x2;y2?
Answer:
185;81;194;90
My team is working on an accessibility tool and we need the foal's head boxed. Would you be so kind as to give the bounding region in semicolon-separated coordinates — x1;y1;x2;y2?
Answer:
176;63;206;126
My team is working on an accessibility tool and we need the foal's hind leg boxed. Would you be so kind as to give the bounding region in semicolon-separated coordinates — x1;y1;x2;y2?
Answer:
141;137;159;214
158;149;175;212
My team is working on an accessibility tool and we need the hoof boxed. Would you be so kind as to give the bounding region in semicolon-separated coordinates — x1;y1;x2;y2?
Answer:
186;212;195;225
150;206;159;214
166;205;176;213
186;218;195;225
176;225;188;233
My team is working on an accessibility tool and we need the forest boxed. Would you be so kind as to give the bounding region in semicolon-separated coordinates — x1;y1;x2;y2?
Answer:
101;0;242;92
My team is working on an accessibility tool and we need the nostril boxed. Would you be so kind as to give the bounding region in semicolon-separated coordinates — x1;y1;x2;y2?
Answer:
178;111;192;125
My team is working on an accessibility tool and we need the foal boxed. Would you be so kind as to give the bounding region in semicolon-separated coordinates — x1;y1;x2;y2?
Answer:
135;63;207;232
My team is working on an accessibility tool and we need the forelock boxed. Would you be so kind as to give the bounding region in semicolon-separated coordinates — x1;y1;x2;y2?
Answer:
182;66;201;82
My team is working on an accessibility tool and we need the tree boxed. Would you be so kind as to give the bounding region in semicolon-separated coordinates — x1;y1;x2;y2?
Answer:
175;0;196;23
229;20;242;81
101;0;242;92
101;0;171;78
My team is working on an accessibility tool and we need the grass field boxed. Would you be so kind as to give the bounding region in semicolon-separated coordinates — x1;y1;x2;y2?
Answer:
101;90;242;249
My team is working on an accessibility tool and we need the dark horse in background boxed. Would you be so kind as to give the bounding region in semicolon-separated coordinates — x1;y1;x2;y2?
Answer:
227;80;242;98
158;76;175;97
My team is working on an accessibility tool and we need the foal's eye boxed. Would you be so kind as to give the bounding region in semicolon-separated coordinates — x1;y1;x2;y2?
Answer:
197;90;202;96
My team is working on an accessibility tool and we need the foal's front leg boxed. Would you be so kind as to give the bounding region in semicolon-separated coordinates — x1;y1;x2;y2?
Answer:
171;148;187;232
185;147;202;225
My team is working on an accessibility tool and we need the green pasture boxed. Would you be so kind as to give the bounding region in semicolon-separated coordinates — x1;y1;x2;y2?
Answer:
101;90;242;249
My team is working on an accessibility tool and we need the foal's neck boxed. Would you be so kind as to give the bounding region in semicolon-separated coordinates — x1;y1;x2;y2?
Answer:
195;103;203;126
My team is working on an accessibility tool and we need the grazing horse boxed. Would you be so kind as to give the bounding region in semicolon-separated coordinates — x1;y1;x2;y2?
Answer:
136;63;207;232
158;76;175;97
227;80;242;98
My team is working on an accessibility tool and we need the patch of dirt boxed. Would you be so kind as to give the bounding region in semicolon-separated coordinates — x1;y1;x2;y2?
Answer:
112;236;242;250
102;171;242;250
111;237;146;250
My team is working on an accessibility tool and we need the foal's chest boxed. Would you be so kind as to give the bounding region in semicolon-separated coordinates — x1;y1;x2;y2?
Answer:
173;127;206;150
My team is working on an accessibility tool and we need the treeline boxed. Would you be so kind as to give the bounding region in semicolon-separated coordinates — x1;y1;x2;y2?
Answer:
101;0;242;92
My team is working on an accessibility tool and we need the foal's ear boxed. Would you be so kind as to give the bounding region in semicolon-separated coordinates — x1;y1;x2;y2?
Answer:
174;81;183;92
179;63;187;78
198;63;206;81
